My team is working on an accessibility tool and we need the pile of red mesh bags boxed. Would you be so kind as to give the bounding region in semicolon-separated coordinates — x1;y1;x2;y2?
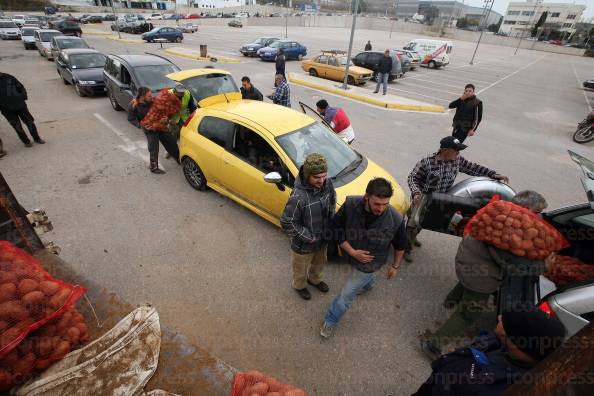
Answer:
230;370;308;396
140;88;181;132
464;198;569;260
545;255;594;286
0;241;87;391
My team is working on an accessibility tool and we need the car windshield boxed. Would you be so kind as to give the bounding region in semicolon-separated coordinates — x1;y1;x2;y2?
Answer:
0;22;17;28
253;38;265;44
58;38;88;49
61;21;79;27
277;122;360;179
22;29;37;36
40;32;61;41
134;64;179;91
181;73;239;103
70;53;106;69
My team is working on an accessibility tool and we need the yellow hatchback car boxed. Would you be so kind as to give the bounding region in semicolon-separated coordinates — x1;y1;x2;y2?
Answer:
301;50;374;85
168;68;409;226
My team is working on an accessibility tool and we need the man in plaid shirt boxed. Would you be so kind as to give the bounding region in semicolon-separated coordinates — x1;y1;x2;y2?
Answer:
267;74;291;108
405;136;508;261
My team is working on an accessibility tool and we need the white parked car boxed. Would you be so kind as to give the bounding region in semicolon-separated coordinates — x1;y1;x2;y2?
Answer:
0;20;20;40
12;15;26;27
21;26;39;48
147;13;163;20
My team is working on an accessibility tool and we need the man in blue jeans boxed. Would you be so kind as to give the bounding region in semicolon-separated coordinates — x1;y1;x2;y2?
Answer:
320;178;407;338
373;50;392;95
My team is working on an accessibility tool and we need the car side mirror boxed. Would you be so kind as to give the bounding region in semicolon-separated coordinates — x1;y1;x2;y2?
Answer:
264;172;282;184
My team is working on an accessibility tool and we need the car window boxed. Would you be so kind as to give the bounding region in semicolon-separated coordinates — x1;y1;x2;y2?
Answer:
21;29;37;36
57;38;88;49
133;64;178;91
328;57;339;67
198;116;235;149
233;126;283;174
70;53;106;69
40;31;61;42
181;73;239;104
316;55;328;64
34;31;40;40
0;22;17;28
120;65;132;85
276;122;360;179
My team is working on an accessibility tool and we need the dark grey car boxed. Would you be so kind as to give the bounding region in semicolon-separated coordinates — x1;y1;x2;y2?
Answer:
103;54;180;111
56;49;107;97
352;51;403;81
50;36;90;61
240;37;279;57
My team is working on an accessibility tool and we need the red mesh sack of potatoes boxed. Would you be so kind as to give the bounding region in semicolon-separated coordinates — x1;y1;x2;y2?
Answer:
463;198;569;260
230;370;308;396
0;306;89;391
140;88;181;132
0;241;86;361
545;255;594;286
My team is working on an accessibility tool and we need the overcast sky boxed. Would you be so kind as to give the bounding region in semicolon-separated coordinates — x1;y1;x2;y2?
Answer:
459;0;593;20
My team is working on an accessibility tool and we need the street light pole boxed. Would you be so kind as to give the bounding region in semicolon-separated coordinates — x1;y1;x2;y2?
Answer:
111;0;121;39
342;0;359;90
389;1;398;38
469;0;494;65
285;0;288;38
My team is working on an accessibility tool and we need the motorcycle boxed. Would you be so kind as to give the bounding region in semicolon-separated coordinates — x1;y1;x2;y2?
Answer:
573;110;594;144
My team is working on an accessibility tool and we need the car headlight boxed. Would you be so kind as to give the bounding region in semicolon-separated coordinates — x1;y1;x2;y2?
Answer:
77;81;96;85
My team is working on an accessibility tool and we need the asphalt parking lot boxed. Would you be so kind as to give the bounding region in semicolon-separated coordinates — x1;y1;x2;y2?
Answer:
1;22;593;395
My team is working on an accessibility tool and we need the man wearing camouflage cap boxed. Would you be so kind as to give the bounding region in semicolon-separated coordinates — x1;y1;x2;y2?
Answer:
281;153;336;300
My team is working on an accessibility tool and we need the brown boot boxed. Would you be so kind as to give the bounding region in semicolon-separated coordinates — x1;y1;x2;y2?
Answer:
150;161;165;174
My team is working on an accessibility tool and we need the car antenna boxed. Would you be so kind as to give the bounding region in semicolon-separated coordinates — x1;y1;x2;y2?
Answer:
223;93;230;103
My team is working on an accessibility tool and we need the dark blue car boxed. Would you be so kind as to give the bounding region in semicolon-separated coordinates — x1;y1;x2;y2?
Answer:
257;40;307;61
141;26;183;43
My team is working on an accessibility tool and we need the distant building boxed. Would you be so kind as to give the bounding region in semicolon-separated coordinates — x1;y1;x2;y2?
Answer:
395;0;421;19
90;0;255;10
417;1;502;26
499;0;586;37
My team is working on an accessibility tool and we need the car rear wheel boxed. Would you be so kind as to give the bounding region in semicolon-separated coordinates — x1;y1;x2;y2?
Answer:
62;76;70;85
108;90;122;111
182;157;207;191
309;68;318;77
428;60;436;69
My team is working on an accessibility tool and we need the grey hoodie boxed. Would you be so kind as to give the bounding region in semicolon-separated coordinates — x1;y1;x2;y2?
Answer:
280;167;336;254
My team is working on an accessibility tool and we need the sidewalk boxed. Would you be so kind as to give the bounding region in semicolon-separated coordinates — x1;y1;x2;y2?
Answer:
288;72;445;113
164;46;241;63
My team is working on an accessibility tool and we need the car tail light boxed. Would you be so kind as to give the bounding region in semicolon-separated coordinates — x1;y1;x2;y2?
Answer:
183;111;196;127
538;300;558;319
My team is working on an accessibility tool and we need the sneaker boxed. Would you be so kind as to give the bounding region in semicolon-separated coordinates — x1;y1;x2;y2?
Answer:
34;139;46;144
373;91;378;94
420;340;442;361
150;168;166;174
295;288;311;300
404;252;413;263
320;322;334;339
414;239;422;247
165;153;171;159
24;142;33;148
307;280;329;293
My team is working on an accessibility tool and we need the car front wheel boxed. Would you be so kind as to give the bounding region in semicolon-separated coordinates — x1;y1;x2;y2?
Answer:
74;83;85;97
175;37;182;43
108;90;122;111
182;157;207;191
297;54;303;61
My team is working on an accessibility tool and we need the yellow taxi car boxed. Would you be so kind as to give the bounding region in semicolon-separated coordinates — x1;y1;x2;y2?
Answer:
168;68;409;226
301;50;374;85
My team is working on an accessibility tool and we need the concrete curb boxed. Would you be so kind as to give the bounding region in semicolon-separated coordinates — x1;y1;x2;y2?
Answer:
104;36;144;44
288;73;445;113
164;48;241;63
82;31;112;36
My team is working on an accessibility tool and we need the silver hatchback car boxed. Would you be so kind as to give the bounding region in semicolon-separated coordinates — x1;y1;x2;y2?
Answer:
0;20;21;40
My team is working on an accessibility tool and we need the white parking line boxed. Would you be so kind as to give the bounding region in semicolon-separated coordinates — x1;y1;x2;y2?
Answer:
477;56;545;95
93;113;165;171
571;62;592;111
386;86;451;103
396;80;459;96
399;76;463;89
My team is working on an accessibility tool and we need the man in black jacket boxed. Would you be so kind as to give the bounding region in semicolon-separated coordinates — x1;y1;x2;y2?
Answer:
373;50;392;95
449;83;483;143
275;48;286;78
281;153;336;301
413;308;565;396
320;178;406;338
240;76;263;101
0;73;45;149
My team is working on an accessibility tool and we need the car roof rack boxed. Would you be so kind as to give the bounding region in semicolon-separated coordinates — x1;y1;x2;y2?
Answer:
321;49;346;55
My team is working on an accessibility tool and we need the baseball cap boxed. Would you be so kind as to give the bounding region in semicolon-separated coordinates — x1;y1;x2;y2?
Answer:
440;136;467;151
173;83;186;94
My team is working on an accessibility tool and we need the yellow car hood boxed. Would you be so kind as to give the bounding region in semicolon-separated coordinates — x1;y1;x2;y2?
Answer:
333;158;409;215
349;65;374;75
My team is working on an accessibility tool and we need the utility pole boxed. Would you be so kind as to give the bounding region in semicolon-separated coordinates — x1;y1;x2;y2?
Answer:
470;0;494;65
389;1;398;38
342;0;359;90
514;0;541;55
111;0;121;39
285;0;288;38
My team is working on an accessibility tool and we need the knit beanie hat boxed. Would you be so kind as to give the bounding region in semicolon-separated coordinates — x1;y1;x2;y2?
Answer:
303;153;328;180
502;307;565;361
